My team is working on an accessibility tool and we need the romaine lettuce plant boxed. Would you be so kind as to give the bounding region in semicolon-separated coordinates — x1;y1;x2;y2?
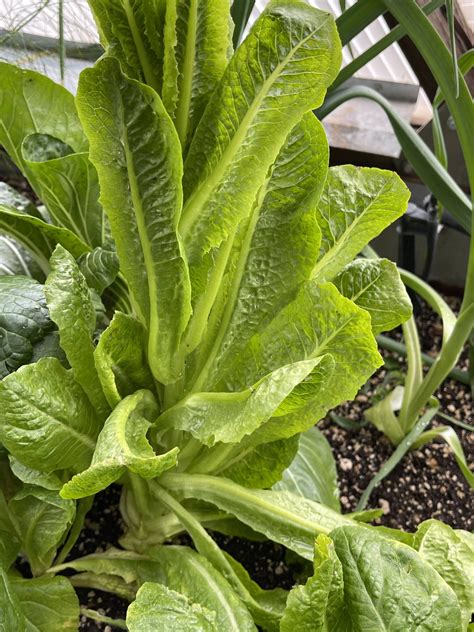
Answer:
0;1;472;630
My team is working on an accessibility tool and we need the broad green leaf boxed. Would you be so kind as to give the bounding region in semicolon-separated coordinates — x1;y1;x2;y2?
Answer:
163;0;232;147
414;519;474;628
218;435;299;488
126;582;217;631
0;62;87;177
88;0;166;92
0;234;44;279
280;534;344;631
217;283;381;445
8;574;79;631
94;312;155;408
9;486;75;576
0;530;20;569
0;357;100;473
151;546;256;631
159;357;323;446
0;204;89;270
274;427;340;511
22;133;105;248
9;457;63;491
365;385;406;445
180;2;340;265
334;258;412;334
190;113;328;384
77;247;119;295
77;56;192;384
311;166;410;283
0;276;54;378
330;525;462;631
161;473;354;560
45;245;109;418
61;390;177;499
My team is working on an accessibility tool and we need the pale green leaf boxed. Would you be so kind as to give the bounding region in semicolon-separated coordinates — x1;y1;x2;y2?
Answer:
163;0;232;147
151;546;256;631
365;385;406;445
334;258;412;334
159;357;323;446
77;56;192;384
9;574;79;631
45;245;109;418
61;390;177;499
415;520;474;627
0;276;54;378
22;133;105;248
189;113;328;385
180;2;340;266
94;312;155;408
9;486;75;576
0;530;20;569
0;357;100;473
311;166;410;283
126;582;217;631
0;62;87;177
88;0;166;92
280;534;344;631
274;427;340;511
8;457;63;491
161;473;354;560
330;525;462;631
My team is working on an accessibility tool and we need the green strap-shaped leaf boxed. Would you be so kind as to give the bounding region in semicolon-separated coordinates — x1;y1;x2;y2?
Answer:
280;534;344;631
8;486;75;576
161;473;354;561
88;0;166;92
334;258;412;334
127;582;217;631
94;312;155;408
77;56;192;385
189;113;328;386
151;546;256;631
163;0;232;148
77;247;119;295
0;276;54;378
311;166;410;283
159;357;324;446
180;2;341;265
330;525;462;631
0;357;100;473
22;133;105;248
0;62;87;176
274;427;341;512
61;390;178;499
45;245;109;418
365;385;406;445
414;519;474;628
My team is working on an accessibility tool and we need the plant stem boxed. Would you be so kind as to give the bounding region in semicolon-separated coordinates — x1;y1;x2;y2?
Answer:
80;607;127;630
54;496;94;566
356;404;439;511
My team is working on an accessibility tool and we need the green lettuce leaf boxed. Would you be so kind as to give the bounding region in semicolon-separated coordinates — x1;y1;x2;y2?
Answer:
180;2;340;269
8;457;63;491
334;258;412;334
163;0;232;148
0;357;100;473
8;486;75;576
88;0;166;92
0;276;54;378
22;132;105;248
94;312;155;408
77;56;192;385
45;245;109;418
126;582;217;631
274;427;340;511
77;247;119;295
61;390;177;499
311;166;410;283
414;519;474;628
